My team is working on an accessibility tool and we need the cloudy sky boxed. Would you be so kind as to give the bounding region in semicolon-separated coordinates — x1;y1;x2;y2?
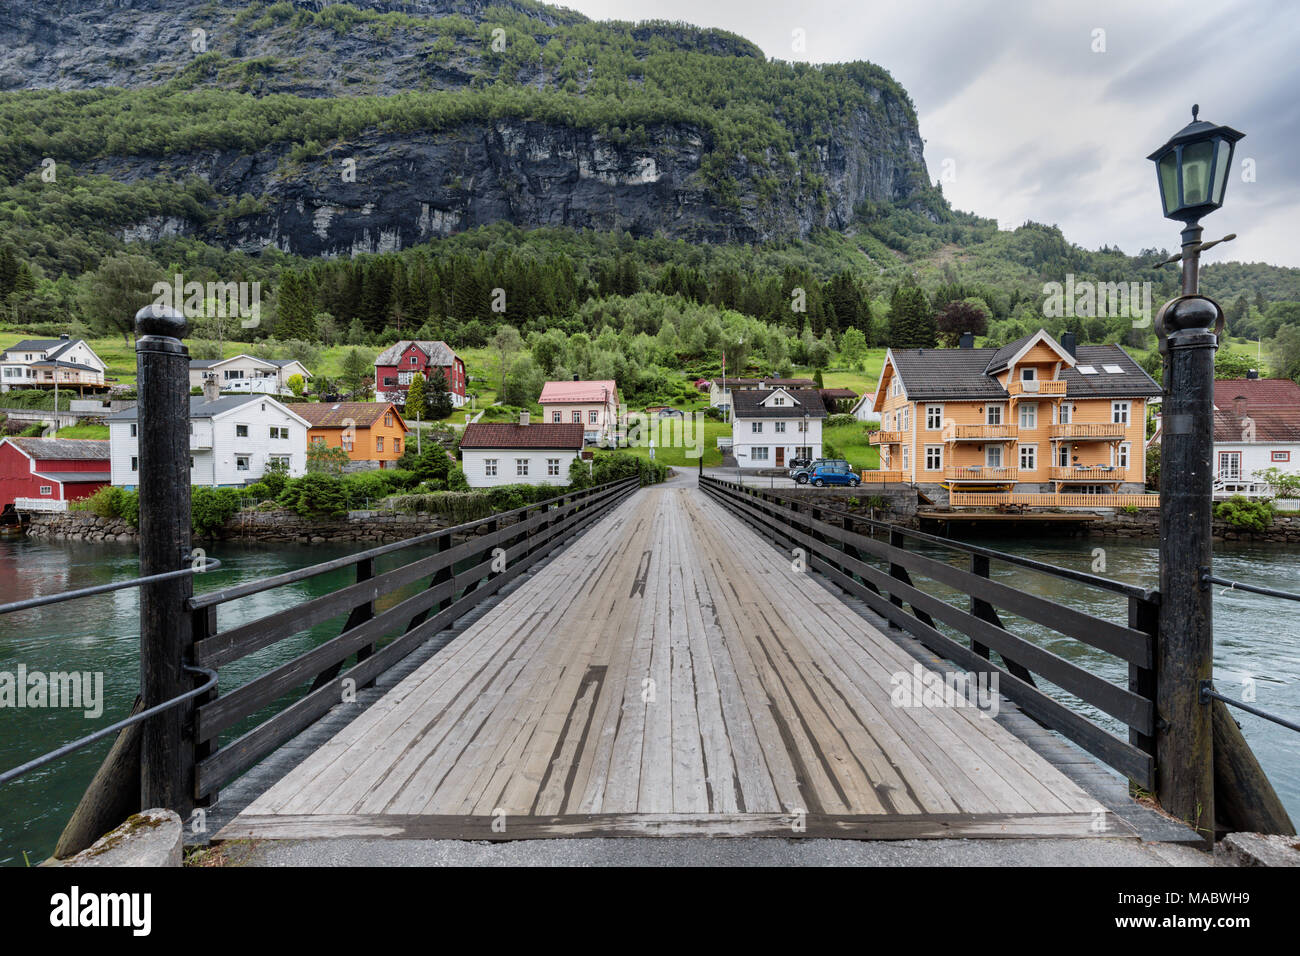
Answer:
562;0;1300;267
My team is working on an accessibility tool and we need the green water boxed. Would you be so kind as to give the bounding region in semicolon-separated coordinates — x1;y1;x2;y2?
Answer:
0;532;1296;864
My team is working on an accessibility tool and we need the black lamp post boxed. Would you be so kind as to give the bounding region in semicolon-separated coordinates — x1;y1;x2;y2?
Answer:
1148;106;1242;842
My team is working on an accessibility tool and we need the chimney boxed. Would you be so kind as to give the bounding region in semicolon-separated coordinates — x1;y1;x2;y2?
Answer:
519;410;530;427
573;373;579;382
202;375;220;403
1061;332;1077;357
58;333;70;340
1247;368;1259;379
958;332;974;349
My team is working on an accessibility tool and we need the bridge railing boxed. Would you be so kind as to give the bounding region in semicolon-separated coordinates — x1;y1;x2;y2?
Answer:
700;475;1159;791
186;476;639;800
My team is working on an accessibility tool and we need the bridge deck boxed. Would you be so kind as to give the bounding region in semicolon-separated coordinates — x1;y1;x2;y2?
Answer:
218;486;1127;841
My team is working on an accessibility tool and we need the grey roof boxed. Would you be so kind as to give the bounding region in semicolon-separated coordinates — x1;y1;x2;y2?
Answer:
375;340;459;367
731;388;829;419
33;471;111;483
105;395;261;421
888;341;1159;401
189;359;223;368
983;333;1036;375
5;437;110;460
29;359;99;372
5;338;64;352
1059;345;1161;398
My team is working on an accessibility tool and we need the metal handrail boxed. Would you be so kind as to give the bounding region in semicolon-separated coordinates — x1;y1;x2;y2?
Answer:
1201;682;1300;735
1201;570;1300;603
0;557;223;616
0;665;218;787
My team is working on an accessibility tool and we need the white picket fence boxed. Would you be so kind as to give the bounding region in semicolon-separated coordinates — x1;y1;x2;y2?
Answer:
14;497;68;513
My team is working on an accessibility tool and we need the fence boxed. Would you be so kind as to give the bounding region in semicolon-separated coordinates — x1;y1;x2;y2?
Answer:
949;492;1160;509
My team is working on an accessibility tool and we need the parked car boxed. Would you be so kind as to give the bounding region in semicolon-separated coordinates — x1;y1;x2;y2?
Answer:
788;456;813;475
791;458;846;484
810;461;861;487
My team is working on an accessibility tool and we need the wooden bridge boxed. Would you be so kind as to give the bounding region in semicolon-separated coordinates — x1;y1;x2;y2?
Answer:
213;479;1130;842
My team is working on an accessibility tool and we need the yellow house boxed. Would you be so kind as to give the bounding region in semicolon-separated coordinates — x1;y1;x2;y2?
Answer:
870;330;1160;495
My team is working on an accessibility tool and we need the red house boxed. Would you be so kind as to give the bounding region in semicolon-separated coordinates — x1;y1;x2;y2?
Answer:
374;340;467;409
0;437;110;513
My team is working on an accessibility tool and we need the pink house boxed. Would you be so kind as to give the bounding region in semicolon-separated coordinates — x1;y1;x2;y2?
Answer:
538;379;620;444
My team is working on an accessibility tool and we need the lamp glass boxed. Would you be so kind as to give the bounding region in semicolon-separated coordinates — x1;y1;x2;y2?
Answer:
1211;139;1232;205
1181;140;1214;206
1157;152;1179;215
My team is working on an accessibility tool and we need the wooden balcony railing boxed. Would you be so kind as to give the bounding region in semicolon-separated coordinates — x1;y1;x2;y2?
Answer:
944;465;1019;482
1050;465;1127;481
1049;422;1126;440
1008;379;1067;396
859;470;906;484
943;423;1018;441
950;491;1159;509
868;430;905;445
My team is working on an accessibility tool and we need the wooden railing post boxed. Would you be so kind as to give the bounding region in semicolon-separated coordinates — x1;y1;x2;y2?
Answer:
969;553;1035;686
134;305;196;815
1128;593;1159;793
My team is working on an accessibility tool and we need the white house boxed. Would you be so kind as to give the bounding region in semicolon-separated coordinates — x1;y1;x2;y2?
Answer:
849;391;881;424
1208;377;1300;495
538;380;620;445
106;390;309;489
708;377;816;414
188;355;312;396
458;418;584;488
730;387;826;470
1;335;108;393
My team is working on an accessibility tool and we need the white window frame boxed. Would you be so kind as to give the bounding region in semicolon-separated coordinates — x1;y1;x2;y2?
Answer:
901;445;910;472
38;485;52;496
986;445;1003;468
547;458;561;476
1019;444;1036;471
485;458;498;477
924;445;943;471
752;422;763;433
236;424;249;438
236;455;250;471
1116;442;1131;469
986;404;1003;426
752;447;769;461
926;405;943;430
1018;403;1038;429
774;421;786;433
1112;401;1131;425
516;458;529;476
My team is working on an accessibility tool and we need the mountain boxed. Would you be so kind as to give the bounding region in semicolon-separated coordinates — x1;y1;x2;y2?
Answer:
0;0;936;255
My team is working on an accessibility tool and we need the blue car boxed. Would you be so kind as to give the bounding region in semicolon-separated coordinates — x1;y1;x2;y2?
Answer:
809;462;861;487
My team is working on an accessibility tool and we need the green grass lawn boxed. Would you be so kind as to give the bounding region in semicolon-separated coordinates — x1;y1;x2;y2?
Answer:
792;347;886;398
609;417;729;468
54;424;110;439
822;422;881;472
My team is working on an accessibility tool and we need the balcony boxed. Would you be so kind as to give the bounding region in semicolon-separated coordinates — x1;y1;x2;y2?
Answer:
943;423;1018;441
1049;465;1126;481
1049;422;1126;440
1007;379;1067;397
944;465;1019;482
868;430;905;445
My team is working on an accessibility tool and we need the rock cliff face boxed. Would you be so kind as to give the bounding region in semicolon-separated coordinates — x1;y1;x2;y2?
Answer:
3;0;934;251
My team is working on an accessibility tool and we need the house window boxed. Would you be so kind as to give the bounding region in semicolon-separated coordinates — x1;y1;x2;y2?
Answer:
775;421;786;433
269;426;288;440
589;410;598;424
572;412;581;424
752;447;769;461
1019;444;1037;470
1112;401;1131;425
986;446;1002;468
1018;403;1037;429
752;422;763;433
796;446;813;459
1219;452;1241;480
384;412;393;427
547;458;561;476
129;423;138;437
38;485;52;496
1273;451;1291;462
926;405;943;430
485;459;498;476
1059;403;1072;424
1021;366;1036;381
901;407;910;431
376;436;384;452
987;404;1003;426
236;424;249;438
1116;443;1130;469
516;458;529;476
236;455;250;471
394;438;401;454
552;411;562;423
312;436;326;446
773;396;785;406
342;436;354;452
269;455;290;469
925;446;942;471
383;376;396;387
130;456;138;471
410;356;418;365
797;421;807;432
1058;443;1070;467
901;446;910;471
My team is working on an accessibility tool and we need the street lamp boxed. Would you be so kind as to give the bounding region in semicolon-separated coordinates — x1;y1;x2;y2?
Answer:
1148;105;1244;841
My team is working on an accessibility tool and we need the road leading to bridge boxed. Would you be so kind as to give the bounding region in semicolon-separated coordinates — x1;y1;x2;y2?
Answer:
218;486;1128;841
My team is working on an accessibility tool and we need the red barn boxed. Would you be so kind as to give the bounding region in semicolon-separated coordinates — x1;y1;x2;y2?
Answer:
374;340;467;409
0;437;110;513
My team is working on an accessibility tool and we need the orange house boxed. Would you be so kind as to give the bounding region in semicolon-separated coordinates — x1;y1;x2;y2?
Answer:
870;330;1160;496
296;401;409;469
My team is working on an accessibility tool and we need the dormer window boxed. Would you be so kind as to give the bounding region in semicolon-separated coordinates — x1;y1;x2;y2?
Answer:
1021;367;1036;381
773;397;785;406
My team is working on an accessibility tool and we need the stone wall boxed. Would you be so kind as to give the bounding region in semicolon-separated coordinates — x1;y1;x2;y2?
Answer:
25;512;136;542
1089;508;1300;544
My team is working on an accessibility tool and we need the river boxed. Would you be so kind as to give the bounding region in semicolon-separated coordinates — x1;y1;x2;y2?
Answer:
0;532;1296;864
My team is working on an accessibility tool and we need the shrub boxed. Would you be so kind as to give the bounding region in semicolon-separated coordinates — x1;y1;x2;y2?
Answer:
279;472;348;518
72;485;139;526
306;442;349;475
191;486;243;536
1213;495;1276;532
825;413;858;428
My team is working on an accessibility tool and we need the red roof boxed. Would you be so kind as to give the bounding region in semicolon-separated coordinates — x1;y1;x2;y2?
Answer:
1214;408;1300;443
1214;378;1300;409
459;423;585;450
538;380;617;404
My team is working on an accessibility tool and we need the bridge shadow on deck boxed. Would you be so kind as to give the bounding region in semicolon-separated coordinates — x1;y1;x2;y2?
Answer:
212;486;1174;843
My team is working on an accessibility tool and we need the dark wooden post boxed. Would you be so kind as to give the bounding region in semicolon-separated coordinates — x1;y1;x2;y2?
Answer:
1154;257;1221;842
134;305;195;814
